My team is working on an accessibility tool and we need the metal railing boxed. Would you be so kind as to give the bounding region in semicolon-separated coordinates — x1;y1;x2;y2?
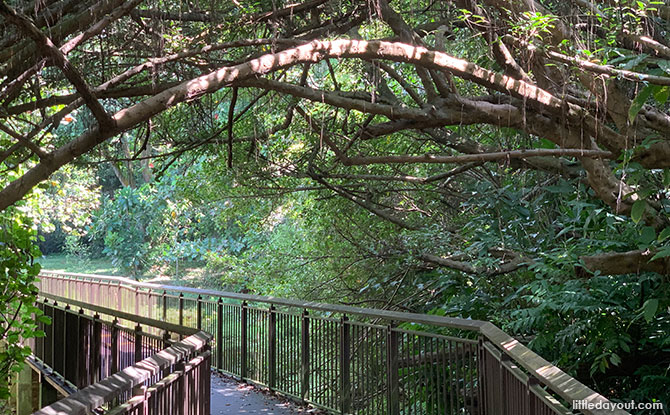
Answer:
37;270;629;415
30;294;212;414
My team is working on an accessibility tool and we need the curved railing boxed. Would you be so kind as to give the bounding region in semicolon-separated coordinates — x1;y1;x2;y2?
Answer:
30;295;212;415
36;270;629;415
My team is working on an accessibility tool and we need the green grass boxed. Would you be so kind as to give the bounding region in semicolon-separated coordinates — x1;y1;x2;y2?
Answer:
38;253;120;275
37;253;225;289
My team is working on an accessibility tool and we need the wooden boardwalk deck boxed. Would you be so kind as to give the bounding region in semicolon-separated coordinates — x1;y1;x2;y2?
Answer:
210;374;302;415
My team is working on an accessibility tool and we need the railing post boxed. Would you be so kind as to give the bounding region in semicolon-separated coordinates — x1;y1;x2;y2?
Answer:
104;280;110;308
196;295;202;331
178;293;184;328
92;313;102;384
161;330;171;379
162;330;171;348
117;282;122;311
146;289;152;319
527;376;540;415
132;385;148;415
268;305;276;390
77;308;88;388
135;287;140;316
301;309;310;403
241;301;248;379
111;319;119;374
340;315;351;414
478;337;486;415
43;300;54;369
387;324;400;415
63;305;78;384
162;290;168;322
500;352;510;415
217;298;223;370
203;347;212;415
175;361;186;415
134;324;143;363
52;302;64;375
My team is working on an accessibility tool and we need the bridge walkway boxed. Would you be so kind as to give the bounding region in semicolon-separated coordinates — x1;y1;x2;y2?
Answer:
23;271;629;415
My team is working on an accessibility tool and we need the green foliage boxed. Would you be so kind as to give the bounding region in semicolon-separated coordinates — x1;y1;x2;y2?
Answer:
0;209;47;400
63;234;92;266
91;185;162;275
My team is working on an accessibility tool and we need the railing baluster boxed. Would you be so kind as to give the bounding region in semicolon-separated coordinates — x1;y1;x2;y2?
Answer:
500;351;510;415
241;301;248;379
52;303;65;376
217;298;223;371
115;281;121;312
340;315;351;414
111;318;119;374
44;299;53;369
92;313;102;384
134;287;140;316
77;308;88;388
147;289;152;321
64;305;78;384
196;295;202;331
175;361;185;415
178;293;184;330
301;309;310;403
162;290;168;322
268;305;277;390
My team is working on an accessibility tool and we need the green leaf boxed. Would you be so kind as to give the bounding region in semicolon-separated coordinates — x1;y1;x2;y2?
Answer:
658;227;670;242
650;248;670;261
639;226;656;245
631;199;646;223
653;86;670;105
664;169;670;187
629;85;653;122
658;60;670;75
620;53;649;70
37;315;51;324
642;299;659;322
610;353;622;366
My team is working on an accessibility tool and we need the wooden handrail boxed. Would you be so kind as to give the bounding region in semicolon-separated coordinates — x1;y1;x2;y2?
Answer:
39;270;484;331
479;322;628;415
40;292;197;336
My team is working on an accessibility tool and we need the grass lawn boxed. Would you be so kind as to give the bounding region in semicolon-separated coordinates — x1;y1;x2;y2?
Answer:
38;254;120;275
38;254;225;289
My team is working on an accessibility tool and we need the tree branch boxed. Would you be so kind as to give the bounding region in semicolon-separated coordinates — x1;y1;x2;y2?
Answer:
342;149;614;166
579;250;670;276
0;1;113;129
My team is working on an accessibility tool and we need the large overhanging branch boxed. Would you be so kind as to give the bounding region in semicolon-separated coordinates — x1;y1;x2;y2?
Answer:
0;39;650;211
339;149;615;166
579;250;670;276
420;250;530;277
4;83;179;116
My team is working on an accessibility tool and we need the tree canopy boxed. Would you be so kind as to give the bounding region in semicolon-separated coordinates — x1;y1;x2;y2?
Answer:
1;0;670;274
1;0;670;408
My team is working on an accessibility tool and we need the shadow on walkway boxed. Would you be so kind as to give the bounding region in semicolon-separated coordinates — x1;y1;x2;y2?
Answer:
210;374;306;414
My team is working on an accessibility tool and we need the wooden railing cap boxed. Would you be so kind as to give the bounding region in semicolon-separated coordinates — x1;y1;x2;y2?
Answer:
33;330;211;415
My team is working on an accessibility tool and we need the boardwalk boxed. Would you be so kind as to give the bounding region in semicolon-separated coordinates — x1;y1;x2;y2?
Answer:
31;271;632;415
211;374;302;414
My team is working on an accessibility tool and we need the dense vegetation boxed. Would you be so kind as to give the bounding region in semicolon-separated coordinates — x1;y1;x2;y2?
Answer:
1;0;670;411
